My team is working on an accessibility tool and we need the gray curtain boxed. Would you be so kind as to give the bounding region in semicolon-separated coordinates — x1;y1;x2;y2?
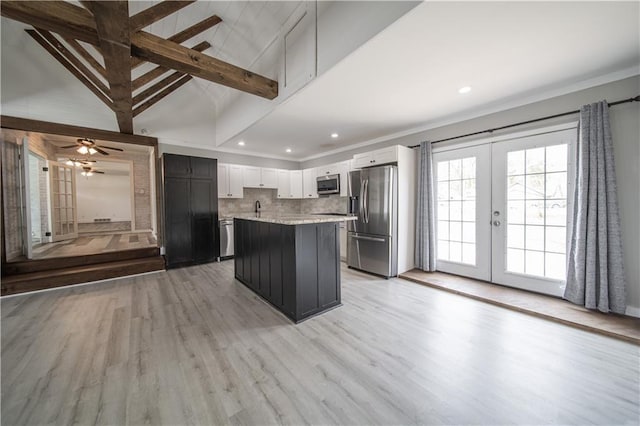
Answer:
415;141;437;271
564;101;627;314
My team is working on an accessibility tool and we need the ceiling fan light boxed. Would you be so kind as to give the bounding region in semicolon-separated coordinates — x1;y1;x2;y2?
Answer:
66;160;73;166
74;161;82;167
88;147;97;155
87;172;94;177
77;146;89;155
81;171;87;176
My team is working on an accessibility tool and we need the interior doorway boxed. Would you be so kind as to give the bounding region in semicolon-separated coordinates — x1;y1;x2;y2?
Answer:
433;124;577;296
1;128;158;263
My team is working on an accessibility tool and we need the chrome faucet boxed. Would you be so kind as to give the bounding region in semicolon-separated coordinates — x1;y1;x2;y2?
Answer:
255;200;261;213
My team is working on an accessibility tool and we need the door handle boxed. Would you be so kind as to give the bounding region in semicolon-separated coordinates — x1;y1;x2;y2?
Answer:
364;179;369;223
352;235;385;242
493;220;501;227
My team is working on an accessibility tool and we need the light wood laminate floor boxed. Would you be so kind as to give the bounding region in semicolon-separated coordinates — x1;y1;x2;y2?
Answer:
2;262;639;425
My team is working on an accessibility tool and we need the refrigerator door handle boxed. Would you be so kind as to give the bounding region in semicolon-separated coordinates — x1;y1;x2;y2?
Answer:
352;235;385;242
364;179;370;223
359;179;365;221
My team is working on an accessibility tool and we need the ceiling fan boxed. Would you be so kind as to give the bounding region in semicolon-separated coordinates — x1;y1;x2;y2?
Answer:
60;138;124;156
80;166;104;177
65;158;96;167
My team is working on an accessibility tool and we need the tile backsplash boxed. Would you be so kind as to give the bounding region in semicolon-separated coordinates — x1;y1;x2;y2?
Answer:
218;188;347;217
299;195;348;214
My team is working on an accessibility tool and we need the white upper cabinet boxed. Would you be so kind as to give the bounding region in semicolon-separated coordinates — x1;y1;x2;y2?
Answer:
244;167;278;189
337;160;350;197
276;169;291;198
316;163;339;177
218;163;229;197
353;146;398;169
277;169;304;199
290;170;303;198
228;165;244;197
218;163;244;198
302;168;318;198
261;168;278;188
243;166;261;187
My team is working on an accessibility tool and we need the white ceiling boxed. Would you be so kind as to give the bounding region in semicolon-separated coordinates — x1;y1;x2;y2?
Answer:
222;1;640;160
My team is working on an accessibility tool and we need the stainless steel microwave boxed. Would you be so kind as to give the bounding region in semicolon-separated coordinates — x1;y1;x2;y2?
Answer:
317;174;340;195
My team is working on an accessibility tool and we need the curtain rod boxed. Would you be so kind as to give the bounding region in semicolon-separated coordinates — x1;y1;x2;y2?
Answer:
408;95;640;148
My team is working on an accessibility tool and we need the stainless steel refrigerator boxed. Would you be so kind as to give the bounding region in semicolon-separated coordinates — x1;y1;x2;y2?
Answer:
347;165;398;278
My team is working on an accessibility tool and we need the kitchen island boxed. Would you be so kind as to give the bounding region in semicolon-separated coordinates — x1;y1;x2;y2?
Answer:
233;213;355;323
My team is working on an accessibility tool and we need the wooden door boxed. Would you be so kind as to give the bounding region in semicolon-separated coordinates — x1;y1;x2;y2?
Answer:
190;178;217;263
164;177;192;267
163;154;190;178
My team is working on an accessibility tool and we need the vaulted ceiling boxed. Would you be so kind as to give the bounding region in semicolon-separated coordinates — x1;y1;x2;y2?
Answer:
0;1;288;134
1;2;639;161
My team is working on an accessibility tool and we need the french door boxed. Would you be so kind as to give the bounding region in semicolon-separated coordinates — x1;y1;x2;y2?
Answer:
49;161;78;242
433;126;576;296
434;145;492;281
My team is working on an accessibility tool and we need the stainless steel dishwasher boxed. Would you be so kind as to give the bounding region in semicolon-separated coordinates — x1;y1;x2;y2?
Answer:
219;219;234;260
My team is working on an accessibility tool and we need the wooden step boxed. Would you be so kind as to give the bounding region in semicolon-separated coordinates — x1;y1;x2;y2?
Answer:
1;256;165;296
2;247;160;276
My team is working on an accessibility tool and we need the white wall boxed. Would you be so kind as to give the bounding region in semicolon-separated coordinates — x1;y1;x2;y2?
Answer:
76;171;132;223
302;75;640;317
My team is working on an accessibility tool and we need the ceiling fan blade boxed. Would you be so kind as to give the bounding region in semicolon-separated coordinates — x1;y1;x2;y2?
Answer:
94;147;110;155
100;146;124;152
94;170;105;174
60;145;78;149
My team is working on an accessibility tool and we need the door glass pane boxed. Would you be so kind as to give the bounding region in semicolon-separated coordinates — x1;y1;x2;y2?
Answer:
505;144;568;280
436;156;476;265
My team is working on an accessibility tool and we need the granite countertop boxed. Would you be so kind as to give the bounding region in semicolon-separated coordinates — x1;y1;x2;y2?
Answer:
221;212;356;225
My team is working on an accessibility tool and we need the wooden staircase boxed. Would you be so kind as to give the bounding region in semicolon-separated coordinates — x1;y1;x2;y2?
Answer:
1;247;165;296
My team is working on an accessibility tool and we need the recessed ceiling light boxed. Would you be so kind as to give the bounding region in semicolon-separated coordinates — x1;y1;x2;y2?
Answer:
285;148;292;153
331;133;339;138
237;141;245;146
458;86;472;94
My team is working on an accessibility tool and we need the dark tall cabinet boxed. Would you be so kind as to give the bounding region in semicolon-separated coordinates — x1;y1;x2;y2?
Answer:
163;154;219;268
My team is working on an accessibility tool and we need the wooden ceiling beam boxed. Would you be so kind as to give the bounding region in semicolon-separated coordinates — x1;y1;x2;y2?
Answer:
131;31;278;99
25;29;113;110
62;37;107;79
1;1;99;45
130;1;196;33
85;1;134;134
35;29;110;97
133;71;185;106
131;14;222;69
133;75;193;117
0;115;158;146
132;41;210;91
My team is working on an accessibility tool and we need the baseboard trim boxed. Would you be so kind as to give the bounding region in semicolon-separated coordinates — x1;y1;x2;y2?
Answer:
625;305;640;318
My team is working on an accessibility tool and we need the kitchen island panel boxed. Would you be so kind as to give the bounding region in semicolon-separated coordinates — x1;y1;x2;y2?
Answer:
296;224;320;317
268;223;283;308
281;225;297;318
317;223;341;309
